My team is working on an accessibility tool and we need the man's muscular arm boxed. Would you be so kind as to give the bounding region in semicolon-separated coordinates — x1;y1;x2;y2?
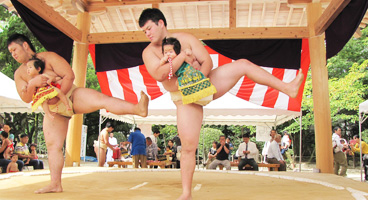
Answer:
186;34;213;77
44;52;75;96
15;70;47;103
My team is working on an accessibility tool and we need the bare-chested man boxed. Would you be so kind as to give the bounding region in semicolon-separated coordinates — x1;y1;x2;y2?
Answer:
138;8;304;200
7;34;149;194
94;122;117;167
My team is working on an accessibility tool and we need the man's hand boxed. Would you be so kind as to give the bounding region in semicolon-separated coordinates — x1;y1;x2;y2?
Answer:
47;97;60;105
29;74;48;88
220;140;226;146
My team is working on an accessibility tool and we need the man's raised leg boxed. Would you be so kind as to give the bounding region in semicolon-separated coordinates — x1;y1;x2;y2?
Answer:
72;88;148;117
175;102;203;200
35;114;69;194
209;59;304;99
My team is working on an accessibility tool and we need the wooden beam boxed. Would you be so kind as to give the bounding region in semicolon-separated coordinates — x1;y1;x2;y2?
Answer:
288;0;331;4
86;0;226;12
273;2;280;26
18;0;82;42
88;27;309;44
314;0;351;36
307;2;333;174
248;3;252;27
229;0;236;29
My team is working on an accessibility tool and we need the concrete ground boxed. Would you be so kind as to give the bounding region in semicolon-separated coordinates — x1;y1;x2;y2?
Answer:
0;158;367;200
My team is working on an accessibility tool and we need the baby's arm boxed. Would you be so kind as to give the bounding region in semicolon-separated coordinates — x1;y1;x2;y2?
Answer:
160;55;169;66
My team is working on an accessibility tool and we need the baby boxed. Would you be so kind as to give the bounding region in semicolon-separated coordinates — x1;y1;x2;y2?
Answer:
30;143;38;160
23;57;72;119
6;154;19;173
0;131;13;160
160;37;217;105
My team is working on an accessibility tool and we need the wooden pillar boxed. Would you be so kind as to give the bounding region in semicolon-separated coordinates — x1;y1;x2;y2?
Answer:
65;12;91;167
307;3;333;173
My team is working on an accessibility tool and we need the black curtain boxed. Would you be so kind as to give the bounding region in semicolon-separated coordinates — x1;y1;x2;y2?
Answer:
11;0;73;63
326;0;368;59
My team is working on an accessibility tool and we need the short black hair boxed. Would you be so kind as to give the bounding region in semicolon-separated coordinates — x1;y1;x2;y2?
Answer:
7;33;36;52
146;137;152;142
29;56;45;74
139;8;167;27
242;134;250;138
353;135;359;139
219;135;226;139
333;127;341;132
20;133;28;138
105;122;113;128
1;131;8;138
30;143;37;148
134;127;141;131
162;37;181;55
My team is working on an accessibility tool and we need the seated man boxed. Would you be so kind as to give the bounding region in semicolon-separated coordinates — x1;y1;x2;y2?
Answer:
266;134;286;171
146;137;158;168
208;135;231;170
238;134;259;171
15;134;44;170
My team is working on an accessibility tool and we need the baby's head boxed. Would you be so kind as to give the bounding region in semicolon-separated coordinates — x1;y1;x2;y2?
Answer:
11;154;18;162
30;143;37;151
166;146;170;151
162;37;181;59
26;57;45;77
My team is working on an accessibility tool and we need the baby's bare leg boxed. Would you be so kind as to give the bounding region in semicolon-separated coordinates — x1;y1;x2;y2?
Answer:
53;88;72;110
42;101;55;119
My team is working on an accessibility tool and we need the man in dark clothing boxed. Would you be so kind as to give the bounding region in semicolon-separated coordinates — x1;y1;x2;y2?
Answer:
208;135;231;170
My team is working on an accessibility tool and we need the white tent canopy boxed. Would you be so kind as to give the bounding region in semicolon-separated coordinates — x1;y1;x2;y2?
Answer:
0;72;34;113
100;92;301;126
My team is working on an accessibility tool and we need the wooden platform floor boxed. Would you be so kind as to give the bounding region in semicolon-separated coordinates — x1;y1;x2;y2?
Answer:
0;167;367;200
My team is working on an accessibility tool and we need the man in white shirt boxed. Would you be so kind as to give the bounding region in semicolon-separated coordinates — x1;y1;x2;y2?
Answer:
262;129;277;163
106;132;118;162
266;134;286;171
150;131;161;151
238;134;259;171
332;127;347;176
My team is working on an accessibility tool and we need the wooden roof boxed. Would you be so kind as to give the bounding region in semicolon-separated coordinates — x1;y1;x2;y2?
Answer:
1;0;368;43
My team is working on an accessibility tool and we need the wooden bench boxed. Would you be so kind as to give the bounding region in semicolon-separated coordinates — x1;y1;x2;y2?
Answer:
107;160;172;169
219;161;280;171
107;161;133;168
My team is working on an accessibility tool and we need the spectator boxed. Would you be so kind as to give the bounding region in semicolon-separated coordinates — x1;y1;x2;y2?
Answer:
0;132;24;173
173;134;181;168
164;140;176;164
29;144;39;160
125;127;147;168
106;132;118;163
281;131;295;170
266;134;286;171
15;134;44;170
238;134;259;171
208;135;231;170
350;135;368;181
226;137;234;161
205;141;217;169
146;137;158;161
6;154;19;173
262;129;277;163
93;122;116;167
150;131;161;151
332;127;347;176
0;131;13;159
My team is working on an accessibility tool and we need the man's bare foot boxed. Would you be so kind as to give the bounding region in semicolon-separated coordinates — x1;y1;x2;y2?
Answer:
34;184;63;194
137;91;149;117
286;68;304;98
177;193;192;200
